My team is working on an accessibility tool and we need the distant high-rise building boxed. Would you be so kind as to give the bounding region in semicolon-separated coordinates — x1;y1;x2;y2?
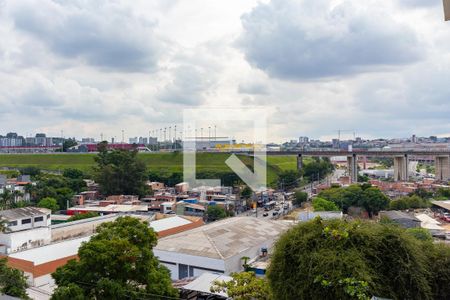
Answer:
299;136;309;144
81;138;95;144
332;139;339;149
138;137;148;144
411;134;417;143
148;137;158;145
6;132;18;139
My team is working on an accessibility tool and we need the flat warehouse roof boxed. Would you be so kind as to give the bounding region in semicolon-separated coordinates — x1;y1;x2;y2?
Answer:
150;216;192;232
8;236;91;265
155;217;289;259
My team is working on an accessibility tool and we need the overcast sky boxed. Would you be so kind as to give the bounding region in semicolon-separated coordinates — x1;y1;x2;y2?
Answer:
0;0;449;142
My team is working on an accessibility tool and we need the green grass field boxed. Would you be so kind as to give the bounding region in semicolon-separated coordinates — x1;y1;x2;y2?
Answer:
0;153;299;185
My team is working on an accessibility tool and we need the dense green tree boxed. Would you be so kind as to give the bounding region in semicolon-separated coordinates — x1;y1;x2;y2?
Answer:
94;144;148;196
318;185;388;217
318;185;360;213
389;195;430;210
19;166;41;177
55;187;75;210
0;217;9;233
277;170;300;190
312;197;340;211
68;212;100;222
293;191;308;206
51;217;178;300
359;187;389;217
428;244;450;299
303;157;334;182
357;174;370;182
211;271;271;300
410;188;433;200
37;197;59;212
436;187;450;199
0;258;29;299
50;284;84;300
206;205;227;222
241;186;252;199
62;168;84;180
10;201;32;209
406;228;433;242
0;190;14;210
62;139;78;152
267;218;435;300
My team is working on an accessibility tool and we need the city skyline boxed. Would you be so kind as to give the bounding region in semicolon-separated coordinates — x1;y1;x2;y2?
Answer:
0;1;449;142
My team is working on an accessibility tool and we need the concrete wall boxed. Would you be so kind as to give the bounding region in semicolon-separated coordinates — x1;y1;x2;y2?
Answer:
154;250;225;280
51;215;119;242
8;213;51;232
224;239;276;275
0;227;51;253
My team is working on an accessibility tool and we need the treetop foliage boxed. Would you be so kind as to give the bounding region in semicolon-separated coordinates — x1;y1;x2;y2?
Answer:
318;185;389;217
211;271;271;300
94;143;148;196
51;216;178;300
268;218;450;300
312;197;340;211
0;258;29;299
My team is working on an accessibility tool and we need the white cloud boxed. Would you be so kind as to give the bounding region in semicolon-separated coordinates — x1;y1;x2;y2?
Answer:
238;0;424;80
0;0;449;142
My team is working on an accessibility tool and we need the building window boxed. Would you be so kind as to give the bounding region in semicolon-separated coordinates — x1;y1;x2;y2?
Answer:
8;221;17;227
34;216;44;222
178;264;189;279
21;218;31;225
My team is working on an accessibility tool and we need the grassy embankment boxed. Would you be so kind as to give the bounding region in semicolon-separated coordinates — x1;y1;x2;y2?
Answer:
0;153;301;185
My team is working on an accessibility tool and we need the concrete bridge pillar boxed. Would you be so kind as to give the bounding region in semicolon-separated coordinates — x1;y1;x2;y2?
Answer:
297;154;303;173
347;154;358;183
435;155;450;181
393;154;409;181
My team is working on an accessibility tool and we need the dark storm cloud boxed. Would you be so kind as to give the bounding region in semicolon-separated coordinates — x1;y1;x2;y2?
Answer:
9;0;163;72
238;0;424;80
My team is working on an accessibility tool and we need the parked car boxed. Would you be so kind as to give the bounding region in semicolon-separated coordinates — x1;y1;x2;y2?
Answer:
440;213;450;222
272;211;279;216
263;212;269;217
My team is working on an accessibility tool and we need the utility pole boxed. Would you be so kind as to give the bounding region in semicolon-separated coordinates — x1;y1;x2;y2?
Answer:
444;0;450;21
121;130;124;143
60;130;64;152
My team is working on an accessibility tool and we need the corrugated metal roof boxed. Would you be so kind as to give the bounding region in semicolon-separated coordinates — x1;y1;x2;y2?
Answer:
432;200;450;211
0;207;50;221
379;211;420;221
155;217;289;259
